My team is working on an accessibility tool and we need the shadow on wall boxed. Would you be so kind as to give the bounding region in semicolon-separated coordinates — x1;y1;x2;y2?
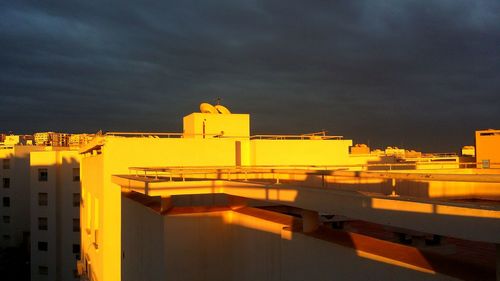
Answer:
0;151;80;281
29;155;81;281
122;190;497;281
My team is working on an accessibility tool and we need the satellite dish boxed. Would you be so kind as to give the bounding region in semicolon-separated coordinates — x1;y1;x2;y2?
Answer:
200;103;217;114
215;104;231;114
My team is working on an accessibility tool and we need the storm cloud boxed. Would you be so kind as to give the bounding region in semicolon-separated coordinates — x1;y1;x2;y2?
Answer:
1;0;499;151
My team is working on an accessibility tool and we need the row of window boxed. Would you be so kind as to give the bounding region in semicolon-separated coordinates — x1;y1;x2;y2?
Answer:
1;168;79;190
37;192;80;207
36;168;80;182
2;193;80;209
37;217;80;232
36;241;80;253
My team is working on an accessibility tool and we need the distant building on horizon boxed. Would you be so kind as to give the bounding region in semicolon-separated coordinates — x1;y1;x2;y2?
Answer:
34;132;70;147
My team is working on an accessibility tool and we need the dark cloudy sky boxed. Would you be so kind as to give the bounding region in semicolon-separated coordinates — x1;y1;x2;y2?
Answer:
1;1;499;151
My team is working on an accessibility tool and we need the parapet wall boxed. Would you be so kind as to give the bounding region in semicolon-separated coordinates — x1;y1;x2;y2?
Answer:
121;196;469;281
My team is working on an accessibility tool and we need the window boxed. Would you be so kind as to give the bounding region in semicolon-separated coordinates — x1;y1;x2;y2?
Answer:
38;193;48;206
38;168;48;181
72;168;80;182
2;197;10;207
72;244;80;254
2;216;10;223
73;218;80;232
38;241;48;251
2;178;9;188
73;193;80;207
38;266;48;275
38;217;48;230
2;158;10;169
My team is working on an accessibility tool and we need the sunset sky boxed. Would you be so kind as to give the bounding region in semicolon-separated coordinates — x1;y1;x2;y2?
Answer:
1;1;499;151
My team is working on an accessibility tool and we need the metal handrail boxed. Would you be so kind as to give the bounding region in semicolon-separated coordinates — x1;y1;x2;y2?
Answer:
129;162;494;172
250;135;343;140
126;162;500;184
105;132;345;140
106;132;184;138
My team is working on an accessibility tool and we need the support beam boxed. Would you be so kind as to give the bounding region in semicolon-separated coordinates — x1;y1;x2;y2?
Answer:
302;210;320;233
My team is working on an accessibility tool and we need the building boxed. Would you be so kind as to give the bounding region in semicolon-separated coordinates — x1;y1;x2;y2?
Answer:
79;104;353;281
0;139;44;249
30;149;81;281
461;145;475;157
2;135;33;146
69;134;95;149
34;132;71;147
349;144;370;155
0;136;83;281
476;129;500;168
78;104;500;281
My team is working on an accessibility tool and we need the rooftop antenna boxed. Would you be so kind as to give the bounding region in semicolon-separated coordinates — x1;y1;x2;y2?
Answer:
213;97;231;114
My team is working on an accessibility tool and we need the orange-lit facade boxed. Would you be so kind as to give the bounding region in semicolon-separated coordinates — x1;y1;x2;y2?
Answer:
476;129;500;168
79;105;353;281
78;105;500;281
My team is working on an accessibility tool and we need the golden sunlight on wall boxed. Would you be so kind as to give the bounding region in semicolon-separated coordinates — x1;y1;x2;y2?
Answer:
121;197;457;281
183;113;250;138
476;129;500;168
80;107;357;281
251;139;352;166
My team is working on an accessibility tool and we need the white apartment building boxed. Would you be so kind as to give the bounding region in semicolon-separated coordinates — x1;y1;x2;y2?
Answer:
30;149;81;281
0;142;44;248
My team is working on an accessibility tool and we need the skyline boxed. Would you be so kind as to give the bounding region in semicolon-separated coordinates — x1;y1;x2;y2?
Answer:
1;1;499;152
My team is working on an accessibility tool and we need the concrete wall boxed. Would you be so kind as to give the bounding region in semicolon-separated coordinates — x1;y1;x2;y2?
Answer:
183;113;250;138
57;152;81;281
250;140;353;166
121;199;457;281
80;153;104;281
121;195;166;281
476;130;500;168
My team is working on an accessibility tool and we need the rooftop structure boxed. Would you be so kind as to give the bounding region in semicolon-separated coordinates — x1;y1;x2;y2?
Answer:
34;132;71;147
68;134;95;149
476;129;500;168
78;103;353;281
